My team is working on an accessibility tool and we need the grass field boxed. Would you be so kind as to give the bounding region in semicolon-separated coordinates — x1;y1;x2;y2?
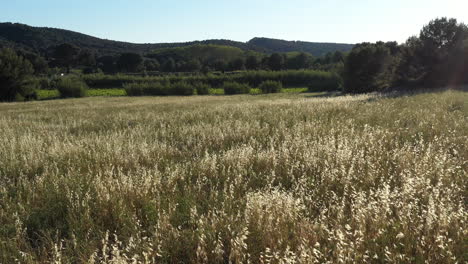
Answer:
0;90;466;263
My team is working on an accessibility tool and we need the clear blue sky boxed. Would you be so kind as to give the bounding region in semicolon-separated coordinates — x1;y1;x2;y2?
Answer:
2;0;467;44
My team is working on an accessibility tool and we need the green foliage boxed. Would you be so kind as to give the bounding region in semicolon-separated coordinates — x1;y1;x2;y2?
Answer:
245;55;259;70
258;80;283;93
343;42;397;93
286;52;313;69
53;43;80;72
344;17;468;93
124;82;167;96
223;81;251;95
194;82;211;95
82;70;341;91
124;81;194;96
56;76;88;98
308;72;343;92
417;17;468;86
170;82;195;96
268;53;284;71
117;53;143;73
0;47;35;101
248;37;354;56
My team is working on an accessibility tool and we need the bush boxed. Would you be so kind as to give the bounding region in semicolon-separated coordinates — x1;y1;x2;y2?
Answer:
170;82;195;96
57;77;88;98
223;82;251;95
194;82;211;95
124;82;168;96
0;48;35;101
82;70;344;90
124;81;194;96
308;72;343;92
259;80;283;93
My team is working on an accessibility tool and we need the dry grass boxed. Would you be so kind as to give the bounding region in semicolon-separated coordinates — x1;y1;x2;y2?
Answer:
0;90;466;263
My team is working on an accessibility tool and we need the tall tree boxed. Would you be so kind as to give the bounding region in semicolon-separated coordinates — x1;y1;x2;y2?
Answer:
268;53;284;71
0;48;34;101
343;42;396;93
54;43;80;73
245;55;259;70
117;53;143;73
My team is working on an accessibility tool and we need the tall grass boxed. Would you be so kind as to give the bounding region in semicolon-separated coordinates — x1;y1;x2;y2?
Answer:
0;90;466;263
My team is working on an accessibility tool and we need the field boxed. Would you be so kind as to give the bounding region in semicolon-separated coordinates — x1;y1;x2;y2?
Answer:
0;90;467;263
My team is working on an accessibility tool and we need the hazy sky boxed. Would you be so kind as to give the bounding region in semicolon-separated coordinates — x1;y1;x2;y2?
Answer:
2;0;467;44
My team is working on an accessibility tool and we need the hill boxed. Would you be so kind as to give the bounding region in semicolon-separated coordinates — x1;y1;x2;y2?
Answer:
0;22;353;57
248;37;354;56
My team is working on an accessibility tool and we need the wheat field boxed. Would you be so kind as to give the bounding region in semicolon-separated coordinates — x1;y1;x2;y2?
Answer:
0;90;467;263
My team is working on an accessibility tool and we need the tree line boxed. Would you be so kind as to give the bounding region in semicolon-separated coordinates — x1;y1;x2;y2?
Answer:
1;17;467;101
344;17;468;93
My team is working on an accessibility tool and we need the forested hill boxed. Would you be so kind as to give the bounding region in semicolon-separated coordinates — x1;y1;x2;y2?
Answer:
0;23;262;56
0;22;354;57
248;37;354;56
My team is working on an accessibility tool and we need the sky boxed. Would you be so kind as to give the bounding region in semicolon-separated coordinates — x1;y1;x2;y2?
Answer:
2;0;468;44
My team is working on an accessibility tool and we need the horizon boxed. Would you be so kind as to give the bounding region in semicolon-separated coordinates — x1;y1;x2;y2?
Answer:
3;0;468;44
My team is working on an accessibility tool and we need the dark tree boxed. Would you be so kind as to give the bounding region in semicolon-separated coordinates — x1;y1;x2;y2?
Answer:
77;49;97;67
418;17;468;86
245;55;259;70
17;50;49;74
117;53;143;72
184;59;202;72
144;59;160;71
54;43;80;73
228;58;245;71
343;42;396;93
162;58;176;72
97;56;117;74
267;53;284;70
212;59;227;72
0;48;34;101
286;52;313;69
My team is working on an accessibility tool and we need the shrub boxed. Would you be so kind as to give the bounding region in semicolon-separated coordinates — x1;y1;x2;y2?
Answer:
308;72;343;92
124;82;168;96
56;77;88;98
223;82;251;95
170;82;195;96
0;48;35;101
259;80;283;93
194;82;211;95
37;77;52;90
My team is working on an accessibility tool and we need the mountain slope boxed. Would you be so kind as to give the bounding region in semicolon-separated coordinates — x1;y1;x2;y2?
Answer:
0;23;354;57
248;37;354;56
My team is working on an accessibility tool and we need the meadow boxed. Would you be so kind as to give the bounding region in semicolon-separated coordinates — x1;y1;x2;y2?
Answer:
0;90;466;263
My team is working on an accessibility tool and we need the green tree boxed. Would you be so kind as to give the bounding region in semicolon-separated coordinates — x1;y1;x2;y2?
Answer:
286;52;313;69
54;43;80;73
228;58;245;71
97;56;117;74
184;59;202;72
144;59;160;71
245;55;259;70
343;42;396;93
418;17;468;86
117;53;143;73
162;58;176;72
268;53;284;71
77;49;97;67
0;48;35;101
212;59;227;72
